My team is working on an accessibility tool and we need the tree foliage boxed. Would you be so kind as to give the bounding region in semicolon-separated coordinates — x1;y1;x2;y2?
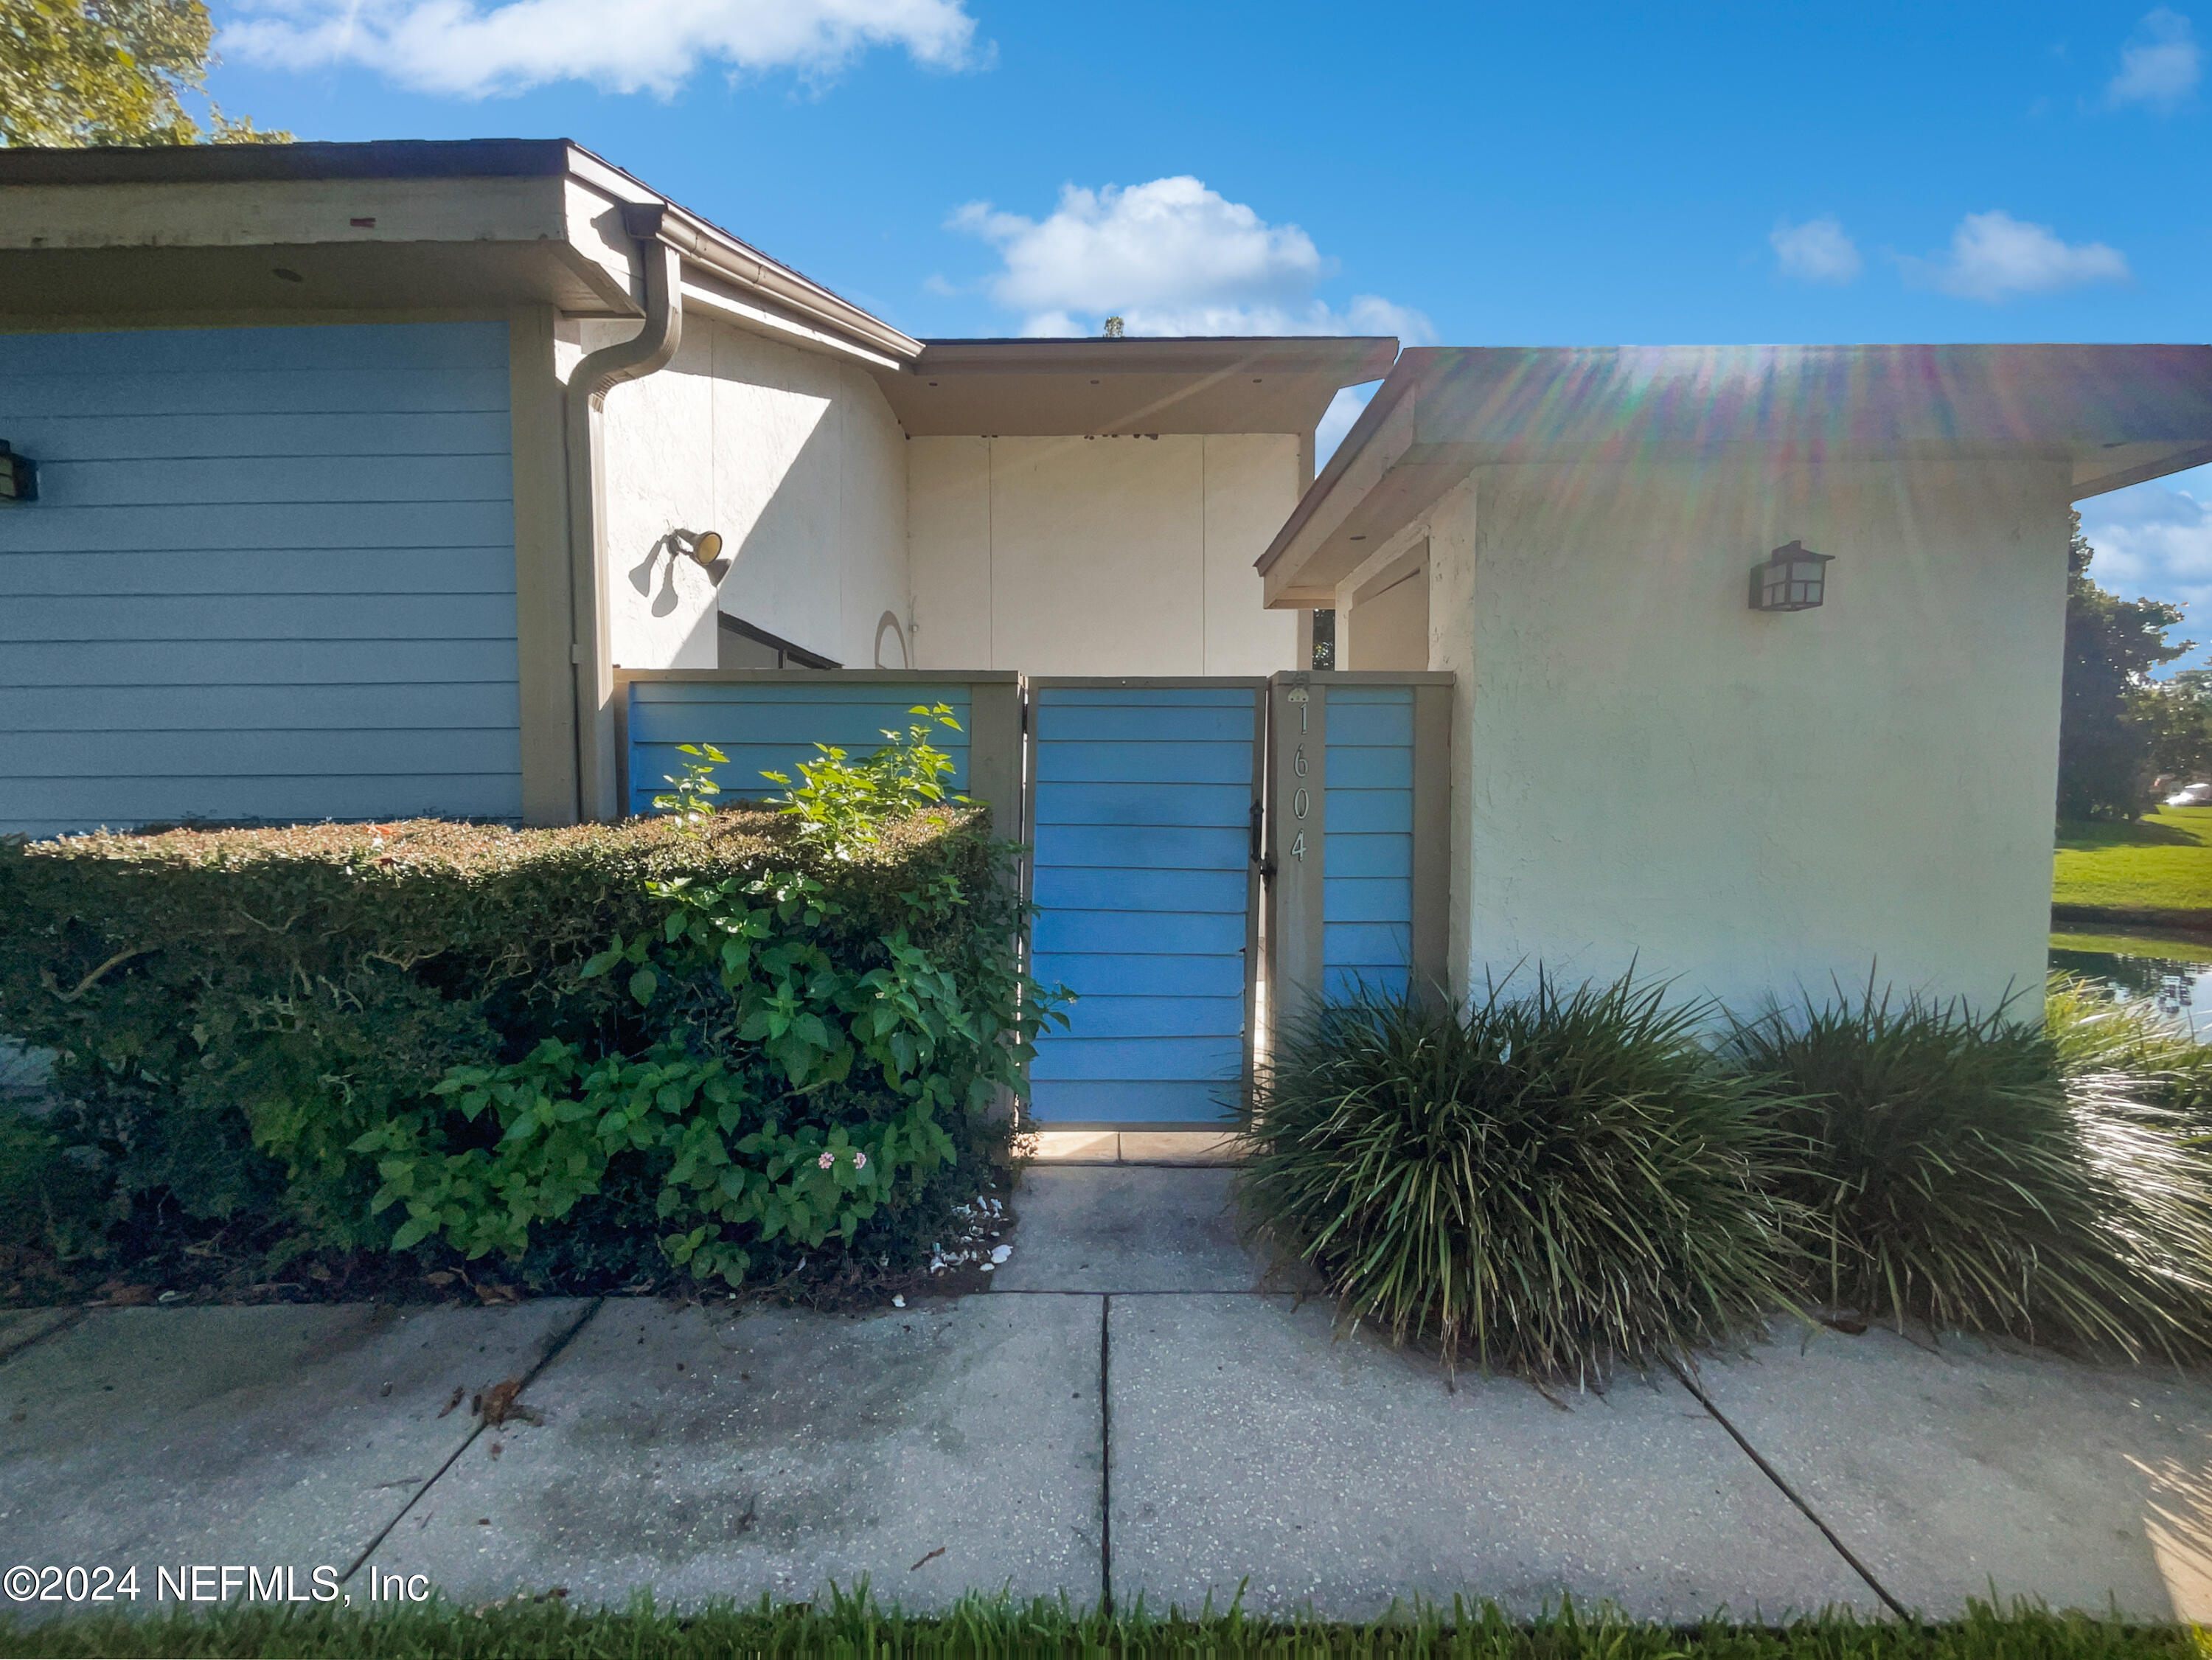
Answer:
0;0;288;147
2058;513;2207;819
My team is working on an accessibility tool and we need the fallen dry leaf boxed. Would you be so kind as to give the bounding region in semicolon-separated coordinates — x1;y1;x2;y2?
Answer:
910;1546;945;1572
436;1386;465;1419
424;1271;456;1289
100;1285;156;1307
471;1378;542;1427
473;1282;519;1305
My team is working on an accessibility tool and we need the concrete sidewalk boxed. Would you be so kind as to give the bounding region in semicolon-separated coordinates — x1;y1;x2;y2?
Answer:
3;1164;2209;1622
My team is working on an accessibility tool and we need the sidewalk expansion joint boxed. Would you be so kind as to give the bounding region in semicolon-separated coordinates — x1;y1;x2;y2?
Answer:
1098;1292;1113;1618
1664;1355;1913;1621
0;1308;86;1368
338;1295;605;1585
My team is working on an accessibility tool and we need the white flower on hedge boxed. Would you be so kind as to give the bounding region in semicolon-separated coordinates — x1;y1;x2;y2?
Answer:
853;1150;867;1169
818;1151;834;1169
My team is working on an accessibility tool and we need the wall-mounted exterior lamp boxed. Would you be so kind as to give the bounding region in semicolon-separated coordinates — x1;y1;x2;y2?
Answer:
0;441;37;503
671;529;723;568
1749;540;1831;612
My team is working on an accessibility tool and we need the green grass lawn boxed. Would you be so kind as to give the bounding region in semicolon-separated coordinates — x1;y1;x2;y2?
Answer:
2050;927;2212;964
2053;806;2212;917
7;1594;2201;1659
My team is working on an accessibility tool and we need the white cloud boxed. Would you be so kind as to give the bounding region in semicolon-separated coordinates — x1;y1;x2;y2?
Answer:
2079;465;2212;670
221;0;978;97
950;176;1432;341
2107;8;2201;109
1770;215;1862;284
1904;209;2129;302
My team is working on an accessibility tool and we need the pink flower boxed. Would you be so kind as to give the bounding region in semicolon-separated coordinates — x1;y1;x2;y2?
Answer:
852;1150;867;1170
817;1151;834;1170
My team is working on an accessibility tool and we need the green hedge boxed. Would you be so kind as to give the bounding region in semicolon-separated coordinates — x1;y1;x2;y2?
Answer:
0;802;1038;1293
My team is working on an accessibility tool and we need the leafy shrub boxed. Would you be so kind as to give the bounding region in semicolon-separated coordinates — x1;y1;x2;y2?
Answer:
1725;984;2212;1362
763;703;966;852
0;718;1046;1293
1234;975;1798;1381
353;859;1016;1286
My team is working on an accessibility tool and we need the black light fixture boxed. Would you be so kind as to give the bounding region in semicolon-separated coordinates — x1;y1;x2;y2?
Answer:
0;441;36;503
1749;539;1832;612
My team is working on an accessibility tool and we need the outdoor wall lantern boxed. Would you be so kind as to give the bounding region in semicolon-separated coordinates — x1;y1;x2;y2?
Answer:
0;441;37;503
1749;539;1832;612
671;528;723;569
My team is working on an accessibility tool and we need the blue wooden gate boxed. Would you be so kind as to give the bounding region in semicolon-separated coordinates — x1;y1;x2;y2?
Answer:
1026;680;1265;1125
622;677;971;815
1265;671;1453;1039
1321;684;1416;1000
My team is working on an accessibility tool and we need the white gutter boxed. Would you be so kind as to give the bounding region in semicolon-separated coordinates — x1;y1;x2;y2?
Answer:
564;201;684;822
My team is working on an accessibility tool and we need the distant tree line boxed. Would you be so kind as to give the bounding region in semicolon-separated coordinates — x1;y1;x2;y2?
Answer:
2060;512;2212;820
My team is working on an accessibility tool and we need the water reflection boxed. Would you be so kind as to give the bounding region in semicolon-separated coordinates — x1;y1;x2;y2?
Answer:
2050;937;2212;1041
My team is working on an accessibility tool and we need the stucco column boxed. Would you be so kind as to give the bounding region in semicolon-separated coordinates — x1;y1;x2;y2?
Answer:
1425;476;1479;1007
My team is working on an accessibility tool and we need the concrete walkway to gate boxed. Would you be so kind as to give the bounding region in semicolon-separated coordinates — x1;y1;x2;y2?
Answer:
4;1157;2211;1625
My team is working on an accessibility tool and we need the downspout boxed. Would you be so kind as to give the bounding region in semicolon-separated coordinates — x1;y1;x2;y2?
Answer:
564;201;684;822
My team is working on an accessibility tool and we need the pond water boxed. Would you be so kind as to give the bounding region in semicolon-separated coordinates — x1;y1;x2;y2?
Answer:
2049;933;2212;1041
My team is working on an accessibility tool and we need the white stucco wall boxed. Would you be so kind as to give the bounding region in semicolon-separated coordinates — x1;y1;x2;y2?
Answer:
1339;559;1430;670
907;432;1300;675
591;313;909;671
1427;455;2070;1016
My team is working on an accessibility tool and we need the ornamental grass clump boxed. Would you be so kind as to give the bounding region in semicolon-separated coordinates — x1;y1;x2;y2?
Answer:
1725;984;2212;1363
2046;972;2212;1131
1235;973;1798;1383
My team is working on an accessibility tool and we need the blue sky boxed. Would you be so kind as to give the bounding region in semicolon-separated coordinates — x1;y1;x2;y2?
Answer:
202;0;2210;665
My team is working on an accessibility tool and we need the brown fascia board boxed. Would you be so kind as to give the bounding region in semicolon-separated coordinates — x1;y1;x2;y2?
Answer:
0;137;922;363
0;137;575;186
560;147;921;361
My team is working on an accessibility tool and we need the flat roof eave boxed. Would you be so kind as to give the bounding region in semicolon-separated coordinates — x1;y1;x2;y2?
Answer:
874;335;1398;437
1259;342;2212;605
0;139;921;361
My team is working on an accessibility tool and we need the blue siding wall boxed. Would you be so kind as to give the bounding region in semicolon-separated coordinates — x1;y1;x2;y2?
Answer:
625;681;972;815
0;322;520;836
1029;685;1258;1124
1322;685;1415;999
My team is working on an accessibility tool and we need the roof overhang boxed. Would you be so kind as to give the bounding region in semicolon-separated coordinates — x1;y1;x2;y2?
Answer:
0;139;921;363
871;336;1398;437
1259;343;2212;607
